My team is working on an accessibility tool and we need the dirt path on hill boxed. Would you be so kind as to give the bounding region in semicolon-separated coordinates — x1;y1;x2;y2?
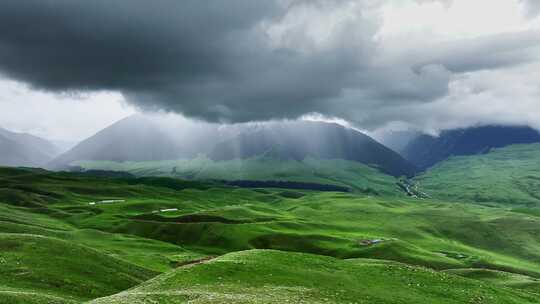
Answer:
176;256;217;268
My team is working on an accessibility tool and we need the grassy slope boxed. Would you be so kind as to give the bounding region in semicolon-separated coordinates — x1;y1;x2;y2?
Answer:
90;250;537;304
0;234;154;302
64;187;540;279
0;292;76;304
415;143;540;206
444;268;540;292
0;168;206;302
1;167;540;302
74;156;401;195
0;167;208;271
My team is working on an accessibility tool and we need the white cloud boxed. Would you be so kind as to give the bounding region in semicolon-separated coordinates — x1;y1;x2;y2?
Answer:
0;78;135;141
366;61;540;133
379;0;533;41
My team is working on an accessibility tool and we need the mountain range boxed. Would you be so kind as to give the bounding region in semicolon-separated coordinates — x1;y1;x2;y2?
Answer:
5;116;540;181
0;127;59;167
49;115;417;177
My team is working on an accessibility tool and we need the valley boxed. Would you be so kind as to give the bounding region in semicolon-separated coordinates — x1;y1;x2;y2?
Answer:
2;2;540;303
2;156;540;303
3;118;540;303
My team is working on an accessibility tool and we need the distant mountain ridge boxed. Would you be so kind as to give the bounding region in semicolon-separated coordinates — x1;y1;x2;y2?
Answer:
210;121;417;177
51;116;417;177
0;127;59;167
403;125;540;169
50;116;183;168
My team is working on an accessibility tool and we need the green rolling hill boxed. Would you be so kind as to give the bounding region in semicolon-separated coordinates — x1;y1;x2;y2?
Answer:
1;166;540;302
72;157;402;196
0;233;154;303
90;250;538;304
0;1;538;303
415;143;540;206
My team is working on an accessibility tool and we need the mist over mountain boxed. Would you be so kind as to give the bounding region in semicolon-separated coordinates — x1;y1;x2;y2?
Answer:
210;121;416;177
50;115;416;177
0;127;59;167
372;130;421;155
50;115;216;168
50;139;78;154
403;126;540;170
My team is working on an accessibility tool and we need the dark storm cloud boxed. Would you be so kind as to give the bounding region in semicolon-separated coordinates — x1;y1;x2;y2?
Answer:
0;0;365;122
0;0;538;127
0;0;280;91
0;0;378;122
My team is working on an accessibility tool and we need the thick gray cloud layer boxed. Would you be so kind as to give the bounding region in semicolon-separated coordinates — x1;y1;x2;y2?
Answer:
0;0;278;90
521;0;540;17
0;0;539;131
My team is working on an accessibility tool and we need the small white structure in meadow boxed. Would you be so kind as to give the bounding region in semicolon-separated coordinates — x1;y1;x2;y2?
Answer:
88;199;125;205
152;208;179;213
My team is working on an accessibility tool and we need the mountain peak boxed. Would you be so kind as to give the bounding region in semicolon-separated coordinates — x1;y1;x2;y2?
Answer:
210;120;417;177
50;116;417;177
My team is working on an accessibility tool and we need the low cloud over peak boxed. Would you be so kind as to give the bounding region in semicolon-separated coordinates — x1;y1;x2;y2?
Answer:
0;0;540;134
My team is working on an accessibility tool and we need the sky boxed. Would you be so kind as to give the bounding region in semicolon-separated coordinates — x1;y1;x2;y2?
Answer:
0;0;540;141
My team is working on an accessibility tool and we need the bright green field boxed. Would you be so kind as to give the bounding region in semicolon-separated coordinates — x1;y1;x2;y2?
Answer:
416;143;540;206
73;156;401;195
1;166;540;303
91;250;538;304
